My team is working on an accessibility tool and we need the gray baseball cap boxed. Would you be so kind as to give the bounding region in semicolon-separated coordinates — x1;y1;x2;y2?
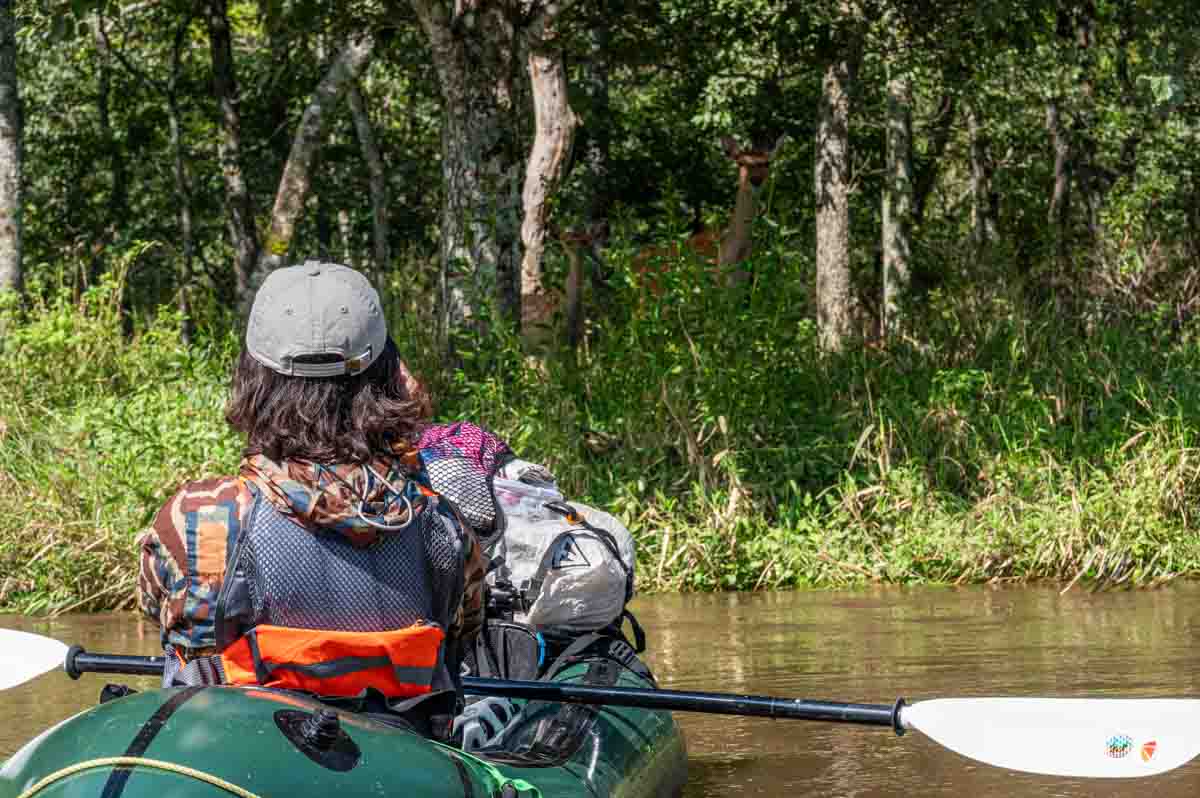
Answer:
246;260;388;378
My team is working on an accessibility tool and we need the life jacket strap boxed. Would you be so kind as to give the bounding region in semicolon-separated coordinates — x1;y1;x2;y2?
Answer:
163;646;227;687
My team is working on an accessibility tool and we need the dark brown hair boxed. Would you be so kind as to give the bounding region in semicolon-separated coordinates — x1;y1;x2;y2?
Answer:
225;337;424;464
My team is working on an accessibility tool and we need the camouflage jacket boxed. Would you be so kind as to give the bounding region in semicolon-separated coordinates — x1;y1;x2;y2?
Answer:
138;422;513;655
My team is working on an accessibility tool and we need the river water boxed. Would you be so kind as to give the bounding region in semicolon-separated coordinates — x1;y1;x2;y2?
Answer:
4;584;1200;796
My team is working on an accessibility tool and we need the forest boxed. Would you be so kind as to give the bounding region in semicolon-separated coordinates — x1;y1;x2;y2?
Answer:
1;0;1199;613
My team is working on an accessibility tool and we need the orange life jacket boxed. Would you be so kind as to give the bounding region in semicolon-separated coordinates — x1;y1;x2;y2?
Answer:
218;623;445;698
178;485;466;698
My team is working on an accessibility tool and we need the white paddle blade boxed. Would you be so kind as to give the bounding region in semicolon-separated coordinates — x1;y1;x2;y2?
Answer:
903;697;1200;778
0;629;69;690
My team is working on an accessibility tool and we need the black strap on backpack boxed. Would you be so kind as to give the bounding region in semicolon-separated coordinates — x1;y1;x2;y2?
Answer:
541;630;656;686
467;617;545;681
618;608;646;653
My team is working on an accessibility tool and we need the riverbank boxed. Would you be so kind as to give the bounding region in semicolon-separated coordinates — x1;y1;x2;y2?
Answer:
4;264;1200;613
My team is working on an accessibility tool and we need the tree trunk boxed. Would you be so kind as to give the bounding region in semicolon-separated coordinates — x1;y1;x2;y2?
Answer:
0;0;22;293
912;91;955;227
348;83;390;277
90;15;126;288
261;3;293;166
581;3;612;288
1046;98;1072;267
167;21;194;345
1114;0;1140;181
1190;170;1200;262
815;51;856;352
411;0;523;340
101;4;198;333
1073;0;1103;246
967;103;997;251
167;98;193;343
337;208;354;267
254;33;376;284
314;187;332;261
207;0;258;309
882;58;912;340
519;5;577;348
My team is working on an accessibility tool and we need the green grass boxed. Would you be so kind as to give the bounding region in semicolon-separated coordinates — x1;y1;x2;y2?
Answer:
4;236;1200;613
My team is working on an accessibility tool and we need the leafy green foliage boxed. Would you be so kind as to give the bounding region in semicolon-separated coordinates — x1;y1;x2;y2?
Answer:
0;252;240;613
6;229;1200;612
4;0;1200;610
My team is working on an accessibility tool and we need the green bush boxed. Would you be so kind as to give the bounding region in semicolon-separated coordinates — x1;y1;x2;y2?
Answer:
3;233;1200;614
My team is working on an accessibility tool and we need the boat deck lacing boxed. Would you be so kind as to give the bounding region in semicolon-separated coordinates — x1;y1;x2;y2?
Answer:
15;757;263;798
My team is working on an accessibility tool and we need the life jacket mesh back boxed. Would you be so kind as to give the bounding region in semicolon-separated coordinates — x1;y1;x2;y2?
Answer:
419;422;513;546
241;498;460;633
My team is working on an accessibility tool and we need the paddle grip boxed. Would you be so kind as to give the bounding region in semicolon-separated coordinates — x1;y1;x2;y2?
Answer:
64;646;167;679
64;645;84;679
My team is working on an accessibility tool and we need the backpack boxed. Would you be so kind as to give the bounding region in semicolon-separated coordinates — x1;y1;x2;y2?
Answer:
490;479;636;635
416;422;639;638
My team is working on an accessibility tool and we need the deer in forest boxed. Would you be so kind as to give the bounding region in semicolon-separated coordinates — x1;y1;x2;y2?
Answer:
551;221;607;349
550;134;784;346
634;134;786;294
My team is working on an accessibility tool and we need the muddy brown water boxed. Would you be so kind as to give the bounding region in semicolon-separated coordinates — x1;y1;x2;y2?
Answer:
4;585;1200;796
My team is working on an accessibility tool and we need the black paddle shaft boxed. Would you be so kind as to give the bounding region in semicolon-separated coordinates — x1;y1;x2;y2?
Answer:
464;677;907;733
63;648;906;734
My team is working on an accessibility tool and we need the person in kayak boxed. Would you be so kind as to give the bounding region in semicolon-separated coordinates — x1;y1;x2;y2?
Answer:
136;260;487;738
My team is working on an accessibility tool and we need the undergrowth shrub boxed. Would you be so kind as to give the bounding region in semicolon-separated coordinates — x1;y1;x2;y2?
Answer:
0;254;239;613
3;233;1200;613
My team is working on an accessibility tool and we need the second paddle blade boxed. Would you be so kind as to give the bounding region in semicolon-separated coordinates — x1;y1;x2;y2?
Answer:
0;629;69;690
903;697;1200;778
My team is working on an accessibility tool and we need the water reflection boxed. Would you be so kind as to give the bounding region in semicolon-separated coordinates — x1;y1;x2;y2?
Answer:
0;614;162;760
633;585;1200;797
4;584;1200;796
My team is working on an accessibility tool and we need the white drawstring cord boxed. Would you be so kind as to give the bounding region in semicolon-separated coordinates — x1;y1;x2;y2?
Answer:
354;462;416;530
313;459;418;531
357;491;414;530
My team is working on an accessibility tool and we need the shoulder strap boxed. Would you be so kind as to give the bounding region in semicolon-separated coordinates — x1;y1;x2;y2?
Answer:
542;629;655;686
541;632;605;680
619;608;647;653
213;483;263;652
469;619;544;681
